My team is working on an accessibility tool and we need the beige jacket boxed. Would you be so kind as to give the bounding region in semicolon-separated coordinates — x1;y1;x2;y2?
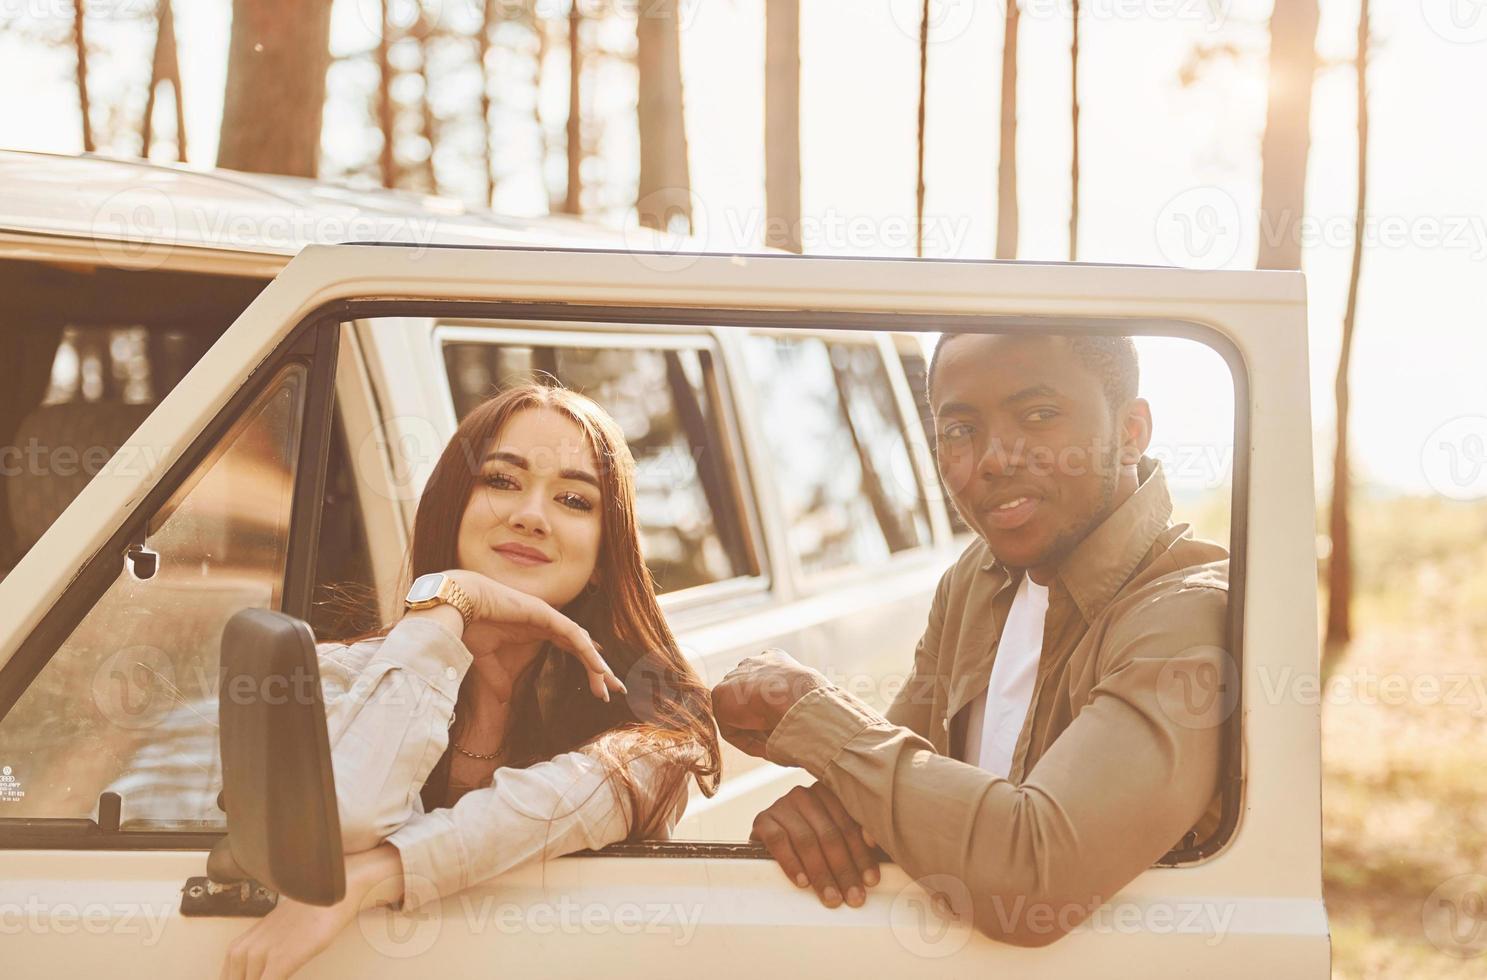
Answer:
319;618;688;911
766;459;1230;946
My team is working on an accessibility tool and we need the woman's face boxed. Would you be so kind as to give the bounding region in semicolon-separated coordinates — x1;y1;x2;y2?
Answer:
456;407;604;608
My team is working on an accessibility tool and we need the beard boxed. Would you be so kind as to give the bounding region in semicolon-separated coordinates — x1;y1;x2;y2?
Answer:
1014;437;1124;574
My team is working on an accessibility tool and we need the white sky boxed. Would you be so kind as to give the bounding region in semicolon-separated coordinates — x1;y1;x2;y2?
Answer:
2;0;1484;497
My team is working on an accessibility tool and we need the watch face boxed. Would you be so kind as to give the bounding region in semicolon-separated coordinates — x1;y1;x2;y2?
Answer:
407;573;445;603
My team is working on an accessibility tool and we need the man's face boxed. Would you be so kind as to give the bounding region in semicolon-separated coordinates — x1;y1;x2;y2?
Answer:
931;334;1146;572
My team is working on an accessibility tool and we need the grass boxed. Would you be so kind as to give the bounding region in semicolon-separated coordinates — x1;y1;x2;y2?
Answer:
1322;495;1487;978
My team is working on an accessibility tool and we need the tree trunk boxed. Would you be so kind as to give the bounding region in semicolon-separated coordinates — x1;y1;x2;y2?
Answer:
1068;0;1080;262
532;12;552;209
412;8;440;194
72;0;93;152
635;0;691;231
995;0;1020;261
142;0;187;161
915;0;929;257
216;0;335;177
763;0;801;253
1257;0;1320;270
1324;0;1370;659
477;0;499;206
562;2;583;215
376;0;396;187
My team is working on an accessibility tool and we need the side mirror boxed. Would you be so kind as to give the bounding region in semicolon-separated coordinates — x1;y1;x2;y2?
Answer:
209;608;345;906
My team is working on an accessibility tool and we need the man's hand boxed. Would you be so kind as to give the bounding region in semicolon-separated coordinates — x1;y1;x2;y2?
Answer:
712;649;829;758
751;784;881;909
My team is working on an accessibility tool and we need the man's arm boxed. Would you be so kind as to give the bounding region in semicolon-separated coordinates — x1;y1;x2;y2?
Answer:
724;584;1228;946
881;563;951;735
731;566;955;907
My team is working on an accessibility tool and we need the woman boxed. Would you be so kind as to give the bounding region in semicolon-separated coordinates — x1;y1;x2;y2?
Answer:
221;383;720;979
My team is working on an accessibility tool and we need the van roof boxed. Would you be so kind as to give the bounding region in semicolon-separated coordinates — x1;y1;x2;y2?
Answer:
0;148;632;263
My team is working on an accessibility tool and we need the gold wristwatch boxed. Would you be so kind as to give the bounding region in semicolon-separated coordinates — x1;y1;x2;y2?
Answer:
404;572;476;629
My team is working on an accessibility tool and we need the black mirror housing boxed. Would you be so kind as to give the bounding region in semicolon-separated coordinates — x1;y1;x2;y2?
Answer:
212;608;345;906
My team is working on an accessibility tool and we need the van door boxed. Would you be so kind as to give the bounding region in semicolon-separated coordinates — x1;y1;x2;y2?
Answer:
0;245;1328;977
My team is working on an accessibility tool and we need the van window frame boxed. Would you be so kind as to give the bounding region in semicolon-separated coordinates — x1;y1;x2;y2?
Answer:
0;315;340;850
0;298;1247;867
431;319;772;616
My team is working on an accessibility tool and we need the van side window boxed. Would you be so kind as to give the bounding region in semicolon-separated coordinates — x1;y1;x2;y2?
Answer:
742;335;930;576
442;340;754;594
0;363;307;829
897;340;969;536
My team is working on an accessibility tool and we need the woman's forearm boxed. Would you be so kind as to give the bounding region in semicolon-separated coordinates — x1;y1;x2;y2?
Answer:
347;843;407;908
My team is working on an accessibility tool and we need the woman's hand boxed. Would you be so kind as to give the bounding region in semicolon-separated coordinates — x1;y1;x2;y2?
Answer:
220;846;404;980
444;569;626;702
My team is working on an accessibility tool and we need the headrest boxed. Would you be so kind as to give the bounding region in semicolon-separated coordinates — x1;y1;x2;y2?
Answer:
6;400;156;555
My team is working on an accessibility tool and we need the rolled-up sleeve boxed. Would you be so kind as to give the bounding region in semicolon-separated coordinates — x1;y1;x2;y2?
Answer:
318;617;472;854
766;584;1227;947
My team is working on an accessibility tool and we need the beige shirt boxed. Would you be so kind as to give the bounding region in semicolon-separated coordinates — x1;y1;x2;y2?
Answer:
766;459;1229;945
319;618;689;912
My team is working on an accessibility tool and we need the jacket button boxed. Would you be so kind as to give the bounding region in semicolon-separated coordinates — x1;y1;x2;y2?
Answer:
445;666;458;681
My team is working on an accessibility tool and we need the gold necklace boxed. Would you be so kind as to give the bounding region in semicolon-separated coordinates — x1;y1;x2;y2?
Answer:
448;707;504;760
452;740;502;761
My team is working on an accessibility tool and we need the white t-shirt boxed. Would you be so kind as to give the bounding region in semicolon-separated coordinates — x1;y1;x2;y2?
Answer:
959;575;1050;779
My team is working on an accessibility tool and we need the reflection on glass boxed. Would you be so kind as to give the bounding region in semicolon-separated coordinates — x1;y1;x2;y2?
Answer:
743;335;929;576
828;342;932;551
0;364;306;828
442;341;749;593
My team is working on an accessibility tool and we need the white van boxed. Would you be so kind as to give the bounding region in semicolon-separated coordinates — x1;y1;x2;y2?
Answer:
0;150;1328;976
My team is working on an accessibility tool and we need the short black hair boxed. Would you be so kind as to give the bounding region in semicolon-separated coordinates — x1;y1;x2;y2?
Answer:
927;332;1139;413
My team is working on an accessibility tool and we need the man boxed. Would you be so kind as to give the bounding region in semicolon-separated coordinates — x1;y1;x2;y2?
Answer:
712;331;1230;947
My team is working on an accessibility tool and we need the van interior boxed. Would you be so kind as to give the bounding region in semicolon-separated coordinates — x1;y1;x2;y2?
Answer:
0;259;379;639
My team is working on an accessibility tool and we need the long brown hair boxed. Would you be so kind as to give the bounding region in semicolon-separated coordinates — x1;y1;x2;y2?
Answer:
403;382;719;836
